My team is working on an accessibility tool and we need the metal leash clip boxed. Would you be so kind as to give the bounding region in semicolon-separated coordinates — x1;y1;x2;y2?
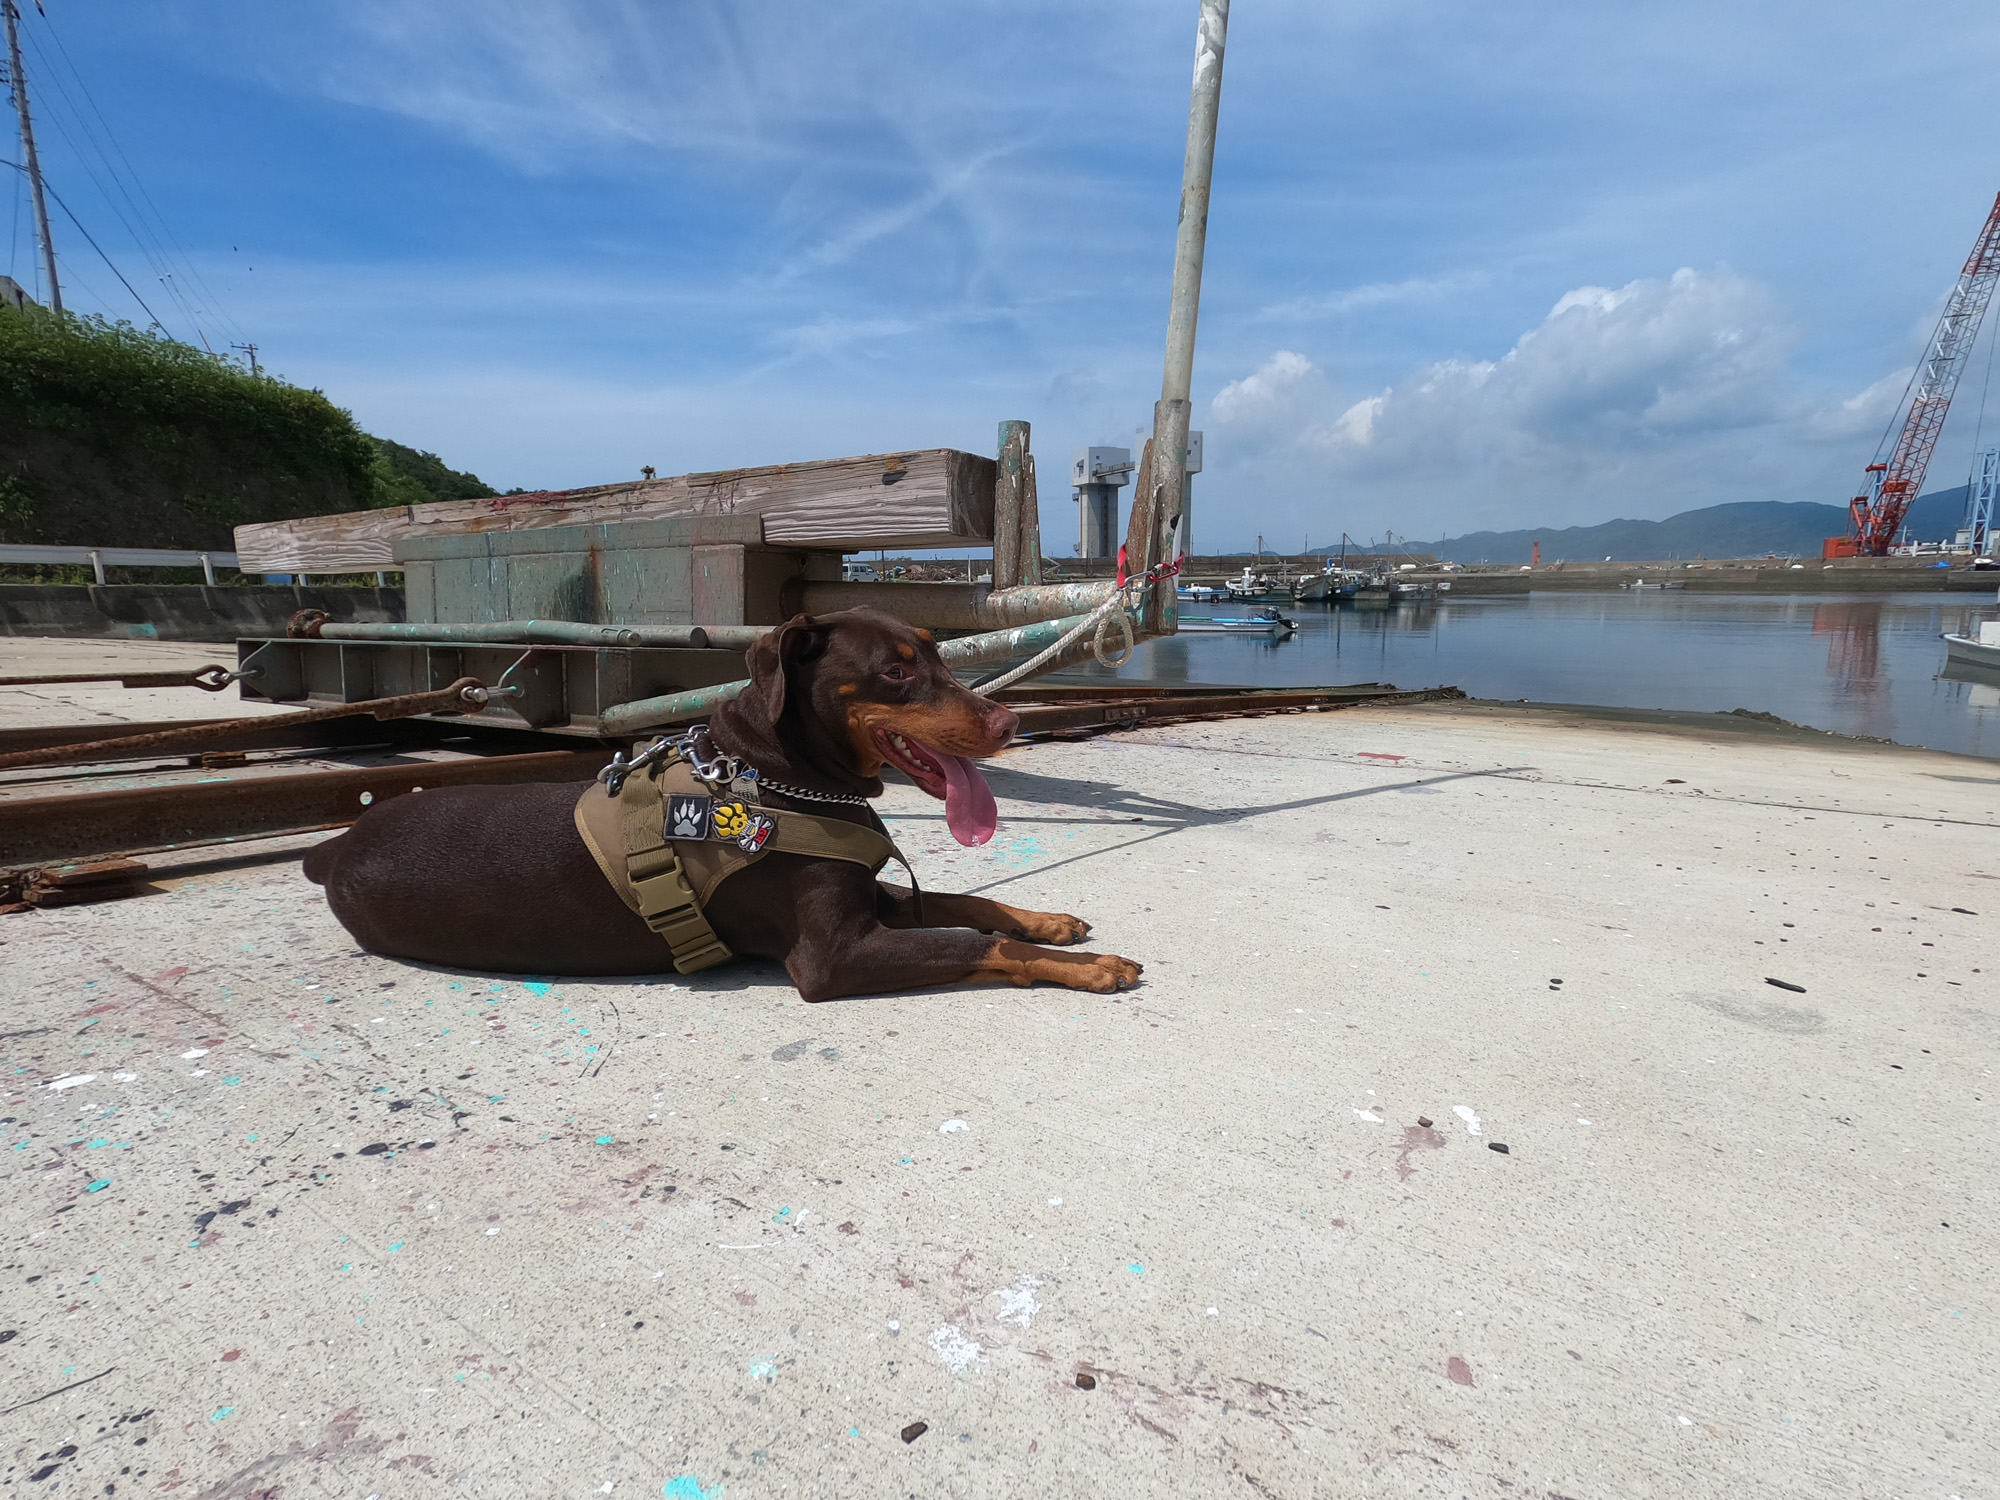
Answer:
599;734;675;797
674;724;751;790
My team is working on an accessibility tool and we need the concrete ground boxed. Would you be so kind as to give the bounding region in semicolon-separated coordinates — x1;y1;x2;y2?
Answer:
3;654;1996;1497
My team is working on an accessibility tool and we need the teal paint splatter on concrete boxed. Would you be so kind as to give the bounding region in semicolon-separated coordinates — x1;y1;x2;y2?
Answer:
596;1135;614;1145
748;1359;776;1381
387;1241;405;1253
221;1076;241;1086
663;1478;722;1499
1128;1263;1146;1275
772;1207;792;1223
210;1406;234;1422
523;981;553;996
84;1178;110;1192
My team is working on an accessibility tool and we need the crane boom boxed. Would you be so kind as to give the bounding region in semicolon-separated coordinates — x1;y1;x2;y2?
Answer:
1826;190;2000;558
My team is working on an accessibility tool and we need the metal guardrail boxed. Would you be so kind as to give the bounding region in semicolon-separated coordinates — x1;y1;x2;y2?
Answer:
0;544;239;583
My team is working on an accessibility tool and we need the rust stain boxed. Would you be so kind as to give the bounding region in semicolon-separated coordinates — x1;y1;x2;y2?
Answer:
1396;1124;1446;1181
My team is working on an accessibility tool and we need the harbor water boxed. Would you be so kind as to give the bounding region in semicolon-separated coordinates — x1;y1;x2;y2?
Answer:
1055;590;2000;760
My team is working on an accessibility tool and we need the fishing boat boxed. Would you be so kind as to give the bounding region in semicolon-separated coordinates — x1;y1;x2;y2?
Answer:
1294;566;1363;603
1178;582;1231;603
1181;567;1288;603
1179;607;1297;637
1943;621;2000;670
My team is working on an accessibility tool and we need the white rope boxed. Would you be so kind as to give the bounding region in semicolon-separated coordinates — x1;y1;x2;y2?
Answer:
971;582;1139;693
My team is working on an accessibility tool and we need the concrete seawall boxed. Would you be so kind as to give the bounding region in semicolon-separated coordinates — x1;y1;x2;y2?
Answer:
0;583;404;642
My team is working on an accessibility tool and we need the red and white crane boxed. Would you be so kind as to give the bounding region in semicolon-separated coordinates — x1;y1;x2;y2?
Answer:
1826;190;2000;558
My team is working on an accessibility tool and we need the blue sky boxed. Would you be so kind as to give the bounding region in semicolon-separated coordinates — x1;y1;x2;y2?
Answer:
8;0;2000;551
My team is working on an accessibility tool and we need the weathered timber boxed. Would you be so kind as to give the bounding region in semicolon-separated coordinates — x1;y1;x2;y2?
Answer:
235;449;998;573
0;749;611;870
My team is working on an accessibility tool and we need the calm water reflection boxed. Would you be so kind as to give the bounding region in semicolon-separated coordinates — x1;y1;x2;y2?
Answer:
1051;591;2000;760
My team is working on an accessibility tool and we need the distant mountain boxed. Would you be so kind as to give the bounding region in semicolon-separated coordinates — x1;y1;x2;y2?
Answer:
1434;487;1973;564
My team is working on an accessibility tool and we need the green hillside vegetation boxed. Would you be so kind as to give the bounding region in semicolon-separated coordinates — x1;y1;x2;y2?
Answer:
0;303;497;558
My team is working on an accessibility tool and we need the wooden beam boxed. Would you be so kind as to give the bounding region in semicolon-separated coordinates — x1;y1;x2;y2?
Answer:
234;448;998;574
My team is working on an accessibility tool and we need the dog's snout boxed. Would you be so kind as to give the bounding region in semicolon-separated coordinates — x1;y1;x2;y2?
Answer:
985;705;1020;745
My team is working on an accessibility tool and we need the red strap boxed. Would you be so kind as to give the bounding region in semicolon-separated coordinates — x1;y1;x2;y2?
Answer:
1115;543;1129;588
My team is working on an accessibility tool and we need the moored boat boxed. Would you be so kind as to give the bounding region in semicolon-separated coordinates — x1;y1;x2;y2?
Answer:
1179;607;1298;637
1943;622;2000;670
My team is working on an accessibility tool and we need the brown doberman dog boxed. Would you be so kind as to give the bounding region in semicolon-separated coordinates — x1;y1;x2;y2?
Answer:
305;607;1142;1001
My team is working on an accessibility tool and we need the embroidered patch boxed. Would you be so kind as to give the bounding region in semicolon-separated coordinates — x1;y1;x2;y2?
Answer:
711;800;751;842
666;794;712;841
736;810;776;853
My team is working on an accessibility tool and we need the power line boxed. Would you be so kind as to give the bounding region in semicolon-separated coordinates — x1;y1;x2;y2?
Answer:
2;157;164;325
34;9;239;342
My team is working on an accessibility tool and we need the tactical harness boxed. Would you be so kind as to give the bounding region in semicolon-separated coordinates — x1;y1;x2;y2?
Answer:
572;727;917;974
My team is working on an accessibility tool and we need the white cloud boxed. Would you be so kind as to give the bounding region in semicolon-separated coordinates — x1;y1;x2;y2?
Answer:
1204;268;1866;537
1808;366;1913;440
1210;350;1324;432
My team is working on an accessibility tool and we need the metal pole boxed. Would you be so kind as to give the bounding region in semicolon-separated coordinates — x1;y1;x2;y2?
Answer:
3;0;61;314
1135;0;1227;630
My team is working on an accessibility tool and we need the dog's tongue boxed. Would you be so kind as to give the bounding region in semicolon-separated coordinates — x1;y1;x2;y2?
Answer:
935;748;998;846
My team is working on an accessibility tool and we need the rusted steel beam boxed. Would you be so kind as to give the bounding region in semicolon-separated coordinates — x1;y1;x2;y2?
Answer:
0;749;611;869
0;678;493;773
0;666;234;690
0;715;584;761
1008;686;1461;736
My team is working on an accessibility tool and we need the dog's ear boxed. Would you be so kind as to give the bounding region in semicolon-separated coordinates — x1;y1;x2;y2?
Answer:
746;614;830;723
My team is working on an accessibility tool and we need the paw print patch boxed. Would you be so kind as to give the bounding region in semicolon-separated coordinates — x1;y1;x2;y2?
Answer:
711;800;751;841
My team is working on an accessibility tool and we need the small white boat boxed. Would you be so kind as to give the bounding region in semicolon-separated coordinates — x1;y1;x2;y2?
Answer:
1179;608;1297;637
1943;621;2000;670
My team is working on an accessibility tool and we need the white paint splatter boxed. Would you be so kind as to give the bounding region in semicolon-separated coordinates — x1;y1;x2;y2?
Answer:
1207;1307;1219;1316
1453;1105;1482;1135
1047;1197;1062;1206
180;1049;207;1060
928;1323;983;1374
46;1074;96;1090
485;1227;501;1235
112;1072;137;1082
940;1119;969;1133
1353;1109;1384;1124
992;1274;1043;1328
1578;1118;1593;1126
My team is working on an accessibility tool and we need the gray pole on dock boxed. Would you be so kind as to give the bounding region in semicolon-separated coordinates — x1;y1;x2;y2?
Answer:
3;0;62;315
1129;0;1227;632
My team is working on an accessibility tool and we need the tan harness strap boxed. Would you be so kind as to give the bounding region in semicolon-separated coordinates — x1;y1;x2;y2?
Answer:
616;773;734;974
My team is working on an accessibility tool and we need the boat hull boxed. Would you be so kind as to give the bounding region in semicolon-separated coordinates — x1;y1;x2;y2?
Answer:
1944;634;2000;670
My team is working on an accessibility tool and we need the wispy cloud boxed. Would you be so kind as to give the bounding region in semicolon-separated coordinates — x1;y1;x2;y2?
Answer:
1255;272;1486;324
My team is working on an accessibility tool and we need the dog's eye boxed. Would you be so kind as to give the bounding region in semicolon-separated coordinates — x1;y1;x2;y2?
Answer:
882;664;914;683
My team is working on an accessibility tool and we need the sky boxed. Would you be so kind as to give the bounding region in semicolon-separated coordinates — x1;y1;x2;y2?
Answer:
7;0;2000;553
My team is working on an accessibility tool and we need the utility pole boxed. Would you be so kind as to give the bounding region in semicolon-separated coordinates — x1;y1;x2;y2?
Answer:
1127;0;1228;633
3;0;61;314
231;342;261;375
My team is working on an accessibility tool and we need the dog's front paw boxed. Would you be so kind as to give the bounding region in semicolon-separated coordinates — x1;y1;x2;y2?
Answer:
1016;910;1091;945
1077;952;1141;992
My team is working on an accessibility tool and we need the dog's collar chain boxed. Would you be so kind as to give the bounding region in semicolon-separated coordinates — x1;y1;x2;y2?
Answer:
599;724;869;807
752;776;870;808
